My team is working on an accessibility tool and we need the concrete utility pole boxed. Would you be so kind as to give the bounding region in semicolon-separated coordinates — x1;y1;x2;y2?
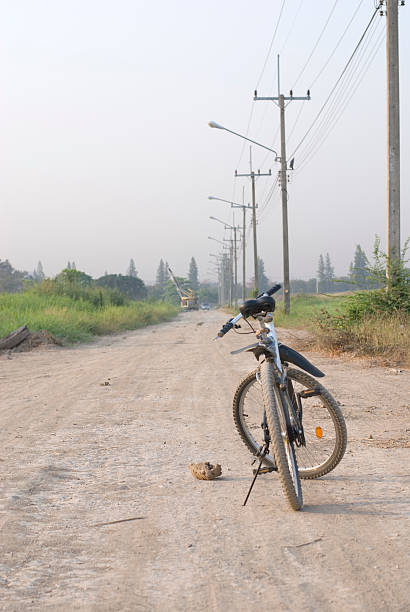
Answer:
209;216;241;306
208;237;231;306
208;195;252;300
235;148;271;294
234;202;254;300
254;55;310;314
385;0;401;280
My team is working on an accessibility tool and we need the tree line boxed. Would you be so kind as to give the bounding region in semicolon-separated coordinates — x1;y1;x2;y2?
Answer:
1;241;399;301
0;257;146;300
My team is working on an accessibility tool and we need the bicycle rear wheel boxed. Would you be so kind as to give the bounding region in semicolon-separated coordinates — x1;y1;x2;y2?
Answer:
233;367;347;479
260;360;303;511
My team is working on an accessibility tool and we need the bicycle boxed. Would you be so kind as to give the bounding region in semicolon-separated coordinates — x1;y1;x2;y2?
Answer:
216;284;347;511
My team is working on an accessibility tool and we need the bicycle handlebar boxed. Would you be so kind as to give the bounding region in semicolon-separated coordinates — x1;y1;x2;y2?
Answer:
216;284;282;339
257;283;282;298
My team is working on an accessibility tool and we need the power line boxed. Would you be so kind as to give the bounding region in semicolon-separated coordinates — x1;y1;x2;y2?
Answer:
294;16;381;166
296;24;385;172
234;1;287;201
289;3;381;161
292;0;340;89
293;14;383;169
310;0;365;88
255;0;287;90
279;0;305;54
287;100;306;147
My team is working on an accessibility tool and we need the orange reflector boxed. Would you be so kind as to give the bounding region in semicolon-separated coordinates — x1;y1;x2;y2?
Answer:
315;426;323;439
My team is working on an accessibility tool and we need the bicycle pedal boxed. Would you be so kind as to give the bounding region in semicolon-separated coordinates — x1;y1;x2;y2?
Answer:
252;466;277;475
299;389;321;398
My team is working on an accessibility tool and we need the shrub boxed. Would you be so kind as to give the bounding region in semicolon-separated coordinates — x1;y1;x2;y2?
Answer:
314;239;409;363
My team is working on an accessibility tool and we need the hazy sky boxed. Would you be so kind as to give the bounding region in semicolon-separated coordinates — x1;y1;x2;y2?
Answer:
1;0;409;284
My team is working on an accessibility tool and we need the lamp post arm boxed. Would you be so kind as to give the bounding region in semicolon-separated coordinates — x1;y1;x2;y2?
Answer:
208;122;278;159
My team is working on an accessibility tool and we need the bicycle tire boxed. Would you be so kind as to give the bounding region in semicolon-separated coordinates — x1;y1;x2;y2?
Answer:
233;366;347;479
260;360;303;511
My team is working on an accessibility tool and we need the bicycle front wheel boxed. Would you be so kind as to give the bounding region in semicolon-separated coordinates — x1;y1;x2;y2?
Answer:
233;367;346;479
260;360;303;511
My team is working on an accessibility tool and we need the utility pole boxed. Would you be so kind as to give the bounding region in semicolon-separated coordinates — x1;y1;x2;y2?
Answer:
235;148;271;294
224;232;240;307
229;202;252;300
209;195;252;300
254;55;310;313
384;0;402;281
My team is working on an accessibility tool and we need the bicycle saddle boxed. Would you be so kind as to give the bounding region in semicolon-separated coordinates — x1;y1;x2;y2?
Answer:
240;295;275;318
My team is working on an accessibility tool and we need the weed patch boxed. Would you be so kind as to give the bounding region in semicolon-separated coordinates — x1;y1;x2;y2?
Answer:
0;292;179;344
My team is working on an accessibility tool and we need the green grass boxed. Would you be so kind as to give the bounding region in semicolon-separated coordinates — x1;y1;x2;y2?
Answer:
0;292;179;344
273;294;348;328
224;294;348;328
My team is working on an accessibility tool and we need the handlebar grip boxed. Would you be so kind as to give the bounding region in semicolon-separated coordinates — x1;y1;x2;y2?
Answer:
217;320;234;337
266;283;282;296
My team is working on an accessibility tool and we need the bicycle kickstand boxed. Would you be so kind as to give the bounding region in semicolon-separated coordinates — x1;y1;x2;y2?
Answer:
243;444;271;507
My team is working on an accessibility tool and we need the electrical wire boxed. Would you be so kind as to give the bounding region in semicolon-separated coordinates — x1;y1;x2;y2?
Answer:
279;0;305;54
295;24;385;172
292;0;340;89
309;0;365;88
293;13;382;170
287;100;306;148
255;0;287;90
288;3;381;161
294;14;381;166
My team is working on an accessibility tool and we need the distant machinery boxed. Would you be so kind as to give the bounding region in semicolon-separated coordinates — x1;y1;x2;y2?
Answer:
167;265;199;311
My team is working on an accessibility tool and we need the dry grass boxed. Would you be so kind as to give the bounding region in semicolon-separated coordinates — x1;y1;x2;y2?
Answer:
315;312;410;366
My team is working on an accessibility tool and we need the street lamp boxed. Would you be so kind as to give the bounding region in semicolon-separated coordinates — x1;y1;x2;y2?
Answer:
208;195;253;300
208;123;278;294
208;121;279;159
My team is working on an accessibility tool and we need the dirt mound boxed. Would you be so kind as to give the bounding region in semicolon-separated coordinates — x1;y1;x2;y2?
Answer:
11;330;63;352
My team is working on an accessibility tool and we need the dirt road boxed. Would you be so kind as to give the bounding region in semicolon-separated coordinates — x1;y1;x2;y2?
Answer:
0;310;409;611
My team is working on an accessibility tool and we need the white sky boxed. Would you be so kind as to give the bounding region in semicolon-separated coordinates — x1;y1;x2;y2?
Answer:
1;0;409;284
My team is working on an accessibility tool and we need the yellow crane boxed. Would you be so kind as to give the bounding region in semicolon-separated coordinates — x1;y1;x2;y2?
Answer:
167;266;199;311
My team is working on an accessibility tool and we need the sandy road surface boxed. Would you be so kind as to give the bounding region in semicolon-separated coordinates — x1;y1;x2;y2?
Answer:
0;310;409;611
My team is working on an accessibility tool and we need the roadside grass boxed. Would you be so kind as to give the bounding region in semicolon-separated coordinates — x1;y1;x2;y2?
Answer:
223;292;409;365
315;311;409;365
0;292;179;344
273;294;347;329
224;294;347;329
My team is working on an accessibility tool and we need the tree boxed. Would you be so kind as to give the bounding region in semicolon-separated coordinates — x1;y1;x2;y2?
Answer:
33;261;45;282
96;274;147;300
249;257;269;294
57;269;93;286
0;260;28;293
198;283;218;305
317;254;325;291
164;261;170;282
349;245;369;289
156;259;166;287
188;257;199;291
127;258;137;277
324;253;334;291
257;257;269;293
